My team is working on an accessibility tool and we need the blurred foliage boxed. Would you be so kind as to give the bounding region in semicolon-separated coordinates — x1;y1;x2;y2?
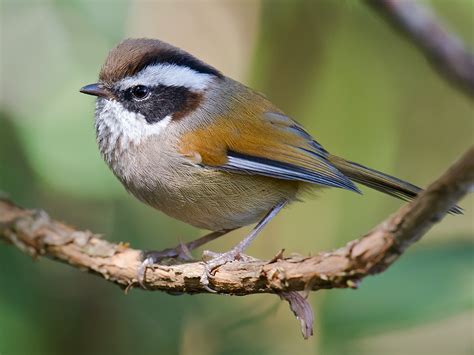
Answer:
0;1;473;354
321;241;474;354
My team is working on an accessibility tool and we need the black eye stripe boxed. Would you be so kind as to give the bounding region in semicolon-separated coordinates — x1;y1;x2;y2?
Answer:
118;85;194;124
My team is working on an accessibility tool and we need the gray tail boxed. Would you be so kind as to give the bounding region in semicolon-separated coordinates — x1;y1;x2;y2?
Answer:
329;156;463;215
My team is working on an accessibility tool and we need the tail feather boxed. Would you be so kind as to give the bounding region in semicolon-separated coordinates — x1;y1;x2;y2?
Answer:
329;155;463;215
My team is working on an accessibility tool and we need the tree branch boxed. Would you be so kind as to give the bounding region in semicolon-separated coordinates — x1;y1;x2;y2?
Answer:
1;147;472;295
368;0;474;97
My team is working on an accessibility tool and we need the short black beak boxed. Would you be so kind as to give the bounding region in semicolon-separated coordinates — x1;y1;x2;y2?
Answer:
80;83;111;98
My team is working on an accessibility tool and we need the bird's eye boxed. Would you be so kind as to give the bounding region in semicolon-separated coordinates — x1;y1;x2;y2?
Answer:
130;85;150;100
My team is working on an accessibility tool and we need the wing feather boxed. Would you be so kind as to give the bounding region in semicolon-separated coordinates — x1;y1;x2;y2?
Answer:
223;151;359;191
178;102;359;192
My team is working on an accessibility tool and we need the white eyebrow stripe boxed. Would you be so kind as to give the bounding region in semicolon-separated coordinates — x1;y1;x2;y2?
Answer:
117;63;214;91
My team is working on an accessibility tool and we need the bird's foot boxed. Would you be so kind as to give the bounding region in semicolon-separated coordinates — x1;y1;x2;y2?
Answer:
198;201;287;292
146;242;195;261
200;248;255;292
137;243;194;288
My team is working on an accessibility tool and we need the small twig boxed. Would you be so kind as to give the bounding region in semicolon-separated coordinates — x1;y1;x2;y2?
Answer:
280;291;314;339
368;0;474;97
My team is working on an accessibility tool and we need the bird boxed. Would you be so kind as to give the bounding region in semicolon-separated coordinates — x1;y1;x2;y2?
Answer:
80;38;461;287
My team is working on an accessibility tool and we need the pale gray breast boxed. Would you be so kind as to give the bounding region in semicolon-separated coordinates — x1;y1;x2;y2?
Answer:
114;129;297;232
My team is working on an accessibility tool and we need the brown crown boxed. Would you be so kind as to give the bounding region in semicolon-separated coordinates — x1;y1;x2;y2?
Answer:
99;38;222;85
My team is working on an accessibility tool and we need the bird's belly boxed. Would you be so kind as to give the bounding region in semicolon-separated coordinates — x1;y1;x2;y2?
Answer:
131;166;300;231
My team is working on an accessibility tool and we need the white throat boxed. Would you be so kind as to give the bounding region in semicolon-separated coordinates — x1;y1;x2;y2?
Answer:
95;99;171;165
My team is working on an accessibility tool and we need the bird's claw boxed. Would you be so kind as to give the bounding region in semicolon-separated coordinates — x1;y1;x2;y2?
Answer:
145;242;195;262
200;249;254;292
137;256;155;289
137;244;195;288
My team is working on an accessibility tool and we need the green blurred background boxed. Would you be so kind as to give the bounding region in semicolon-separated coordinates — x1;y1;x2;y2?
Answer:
1;0;473;354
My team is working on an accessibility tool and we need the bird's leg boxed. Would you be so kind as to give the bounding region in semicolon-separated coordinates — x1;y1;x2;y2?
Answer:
200;200;288;289
143;229;235;261
137;229;235;288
